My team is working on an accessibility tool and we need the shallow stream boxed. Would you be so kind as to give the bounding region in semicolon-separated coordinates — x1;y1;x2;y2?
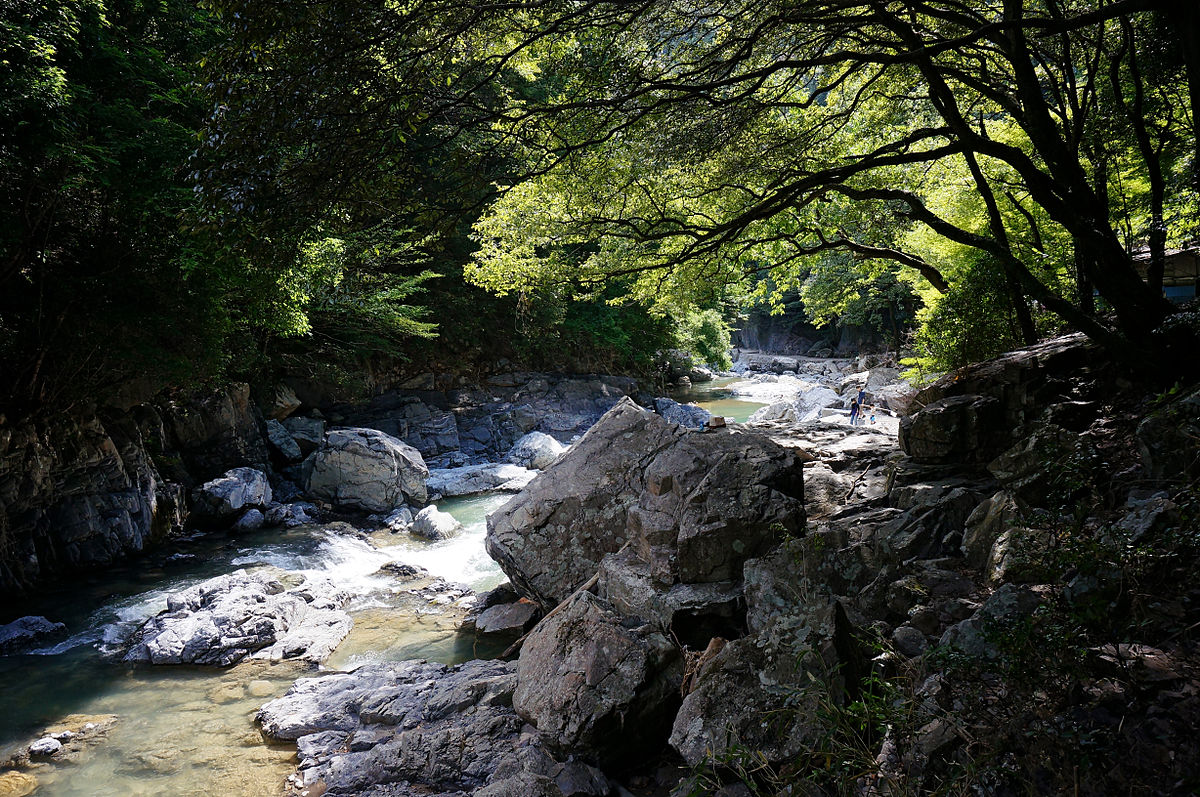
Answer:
0;492;510;796
670;377;767;423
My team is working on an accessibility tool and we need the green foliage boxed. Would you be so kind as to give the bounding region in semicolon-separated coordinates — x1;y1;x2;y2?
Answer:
676;309;733;370
908;258;1065;373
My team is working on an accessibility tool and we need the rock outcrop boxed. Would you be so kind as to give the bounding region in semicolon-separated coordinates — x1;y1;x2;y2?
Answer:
123;569;351;666
514;591;682;765
258;659;610;796
305;427;428;511
0;383;268;595
486;398;805;612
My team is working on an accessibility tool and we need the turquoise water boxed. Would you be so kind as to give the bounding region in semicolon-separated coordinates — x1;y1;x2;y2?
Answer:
670;378;766;423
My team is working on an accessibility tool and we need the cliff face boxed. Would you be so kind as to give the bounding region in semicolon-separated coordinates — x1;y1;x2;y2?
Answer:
0;384;268;596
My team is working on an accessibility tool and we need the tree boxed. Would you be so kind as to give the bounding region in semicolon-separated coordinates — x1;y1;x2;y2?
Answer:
457;0;1197;367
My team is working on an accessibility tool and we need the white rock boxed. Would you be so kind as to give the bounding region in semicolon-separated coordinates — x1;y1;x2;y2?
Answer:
410;506;464;540
504;432;566;470
426;463;536;498
29;736;62;756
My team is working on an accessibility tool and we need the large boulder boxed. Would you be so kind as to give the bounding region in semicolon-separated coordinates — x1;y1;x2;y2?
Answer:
427;463;536;498
505;432;567;470
258;659;584;796
123;569;351;666
305;427;428;512
514;592;682;765
653;397;712;429
409;505;464;540
191;467;271;520
0;615;68;655
265;419;302;462
486;398;804;610
898;394;1005;464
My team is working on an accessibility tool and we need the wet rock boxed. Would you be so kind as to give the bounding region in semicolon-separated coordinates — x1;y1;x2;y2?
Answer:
514;592;682;765
409;505;463;540
265;501;318;528
376;561;427;580
28;737;62;757
232;507;265;532
506;432;567;470
0;616;68;655
426;463;536;498
266;419;303;462
488;398;804;610
653;398;711;429
192;467;272;520
305;427;428;512
123;569;351;666
0;771;37;797
260;659;568;795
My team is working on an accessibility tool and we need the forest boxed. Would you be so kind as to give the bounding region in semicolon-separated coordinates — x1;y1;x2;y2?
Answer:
3;0;1197;419
4;3;1200;796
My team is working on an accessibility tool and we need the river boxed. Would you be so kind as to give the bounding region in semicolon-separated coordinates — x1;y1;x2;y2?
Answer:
0;493;510;796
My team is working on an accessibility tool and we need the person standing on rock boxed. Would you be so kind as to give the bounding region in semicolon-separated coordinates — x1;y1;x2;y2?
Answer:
849;399;860;426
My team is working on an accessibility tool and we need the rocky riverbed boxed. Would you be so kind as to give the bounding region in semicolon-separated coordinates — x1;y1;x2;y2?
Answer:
6;339;1196;794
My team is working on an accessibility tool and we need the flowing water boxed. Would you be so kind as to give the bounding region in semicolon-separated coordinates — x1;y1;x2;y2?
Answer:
0;493;510;796
671;377;767;423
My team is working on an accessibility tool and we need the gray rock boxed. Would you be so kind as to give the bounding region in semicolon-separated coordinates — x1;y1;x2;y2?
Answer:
514;592;682;765
899;394;1005;464
232;507;266;532
670;598;860;767
0;615;68;655
487;398;804;610
426;463;536;498
29;736;63;757
962;491;1018;569
265;501;317;528
259;659;566;795
382;506;414;532
281;416;326;456
409;505;464;540
748;386;841;424
892;625;929;658
266;384;302;421
476;600;540;636
265;419;303;462
505;431;567;470
1115;492;1179;543
653;397;712;429
306;427;428;512
123;569;351;666
192;467;272;520
939;584;1044;659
